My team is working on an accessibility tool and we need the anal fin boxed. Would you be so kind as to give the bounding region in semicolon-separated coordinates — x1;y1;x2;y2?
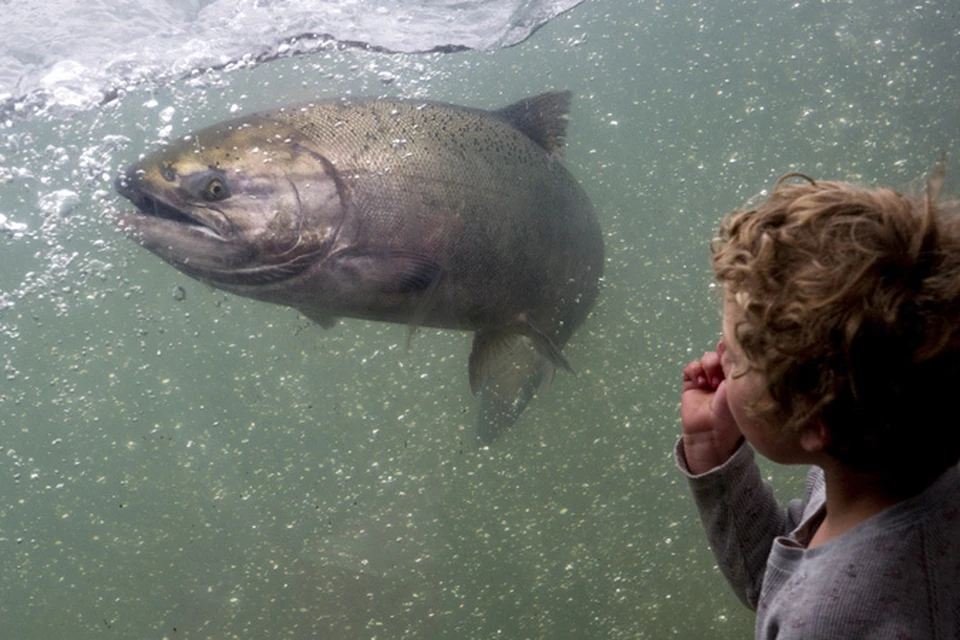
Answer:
469;320;570;443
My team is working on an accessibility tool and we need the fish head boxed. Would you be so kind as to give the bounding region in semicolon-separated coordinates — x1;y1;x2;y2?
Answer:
114;116;344;288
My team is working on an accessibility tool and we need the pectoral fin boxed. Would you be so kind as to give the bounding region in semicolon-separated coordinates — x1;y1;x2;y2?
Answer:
327;247;445;348
329;247;444;295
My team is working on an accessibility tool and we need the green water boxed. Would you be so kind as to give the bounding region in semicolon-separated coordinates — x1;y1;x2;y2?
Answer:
1;1;957;637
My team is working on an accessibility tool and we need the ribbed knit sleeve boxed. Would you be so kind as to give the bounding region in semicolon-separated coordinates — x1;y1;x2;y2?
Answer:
675;439;811;609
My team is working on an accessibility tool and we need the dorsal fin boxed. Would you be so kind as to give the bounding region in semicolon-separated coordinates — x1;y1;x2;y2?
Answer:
495;90;572;156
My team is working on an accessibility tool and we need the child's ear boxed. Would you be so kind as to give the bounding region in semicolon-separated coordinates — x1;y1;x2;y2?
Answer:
800;421;830;453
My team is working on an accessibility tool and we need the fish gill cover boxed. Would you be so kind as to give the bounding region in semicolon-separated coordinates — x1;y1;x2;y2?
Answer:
0;0;584;119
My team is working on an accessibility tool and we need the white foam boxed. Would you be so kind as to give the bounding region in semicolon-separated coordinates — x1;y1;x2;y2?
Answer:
2;0;584;119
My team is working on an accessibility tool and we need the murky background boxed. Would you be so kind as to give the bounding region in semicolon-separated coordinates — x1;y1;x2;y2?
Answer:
1;1;958;638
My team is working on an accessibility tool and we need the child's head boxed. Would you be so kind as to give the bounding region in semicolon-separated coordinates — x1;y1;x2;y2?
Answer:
712;160;960;487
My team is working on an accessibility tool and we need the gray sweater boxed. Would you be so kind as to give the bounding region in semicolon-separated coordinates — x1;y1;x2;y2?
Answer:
675;440;960;639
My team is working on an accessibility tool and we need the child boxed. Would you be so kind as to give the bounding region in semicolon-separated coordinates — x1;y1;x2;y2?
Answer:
678;158;960;639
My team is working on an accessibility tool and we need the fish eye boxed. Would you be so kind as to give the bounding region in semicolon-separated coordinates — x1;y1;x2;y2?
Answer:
202;176;229;201
160;164;177;182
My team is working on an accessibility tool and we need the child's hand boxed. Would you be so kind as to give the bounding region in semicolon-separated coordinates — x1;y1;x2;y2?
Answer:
681;341;743;474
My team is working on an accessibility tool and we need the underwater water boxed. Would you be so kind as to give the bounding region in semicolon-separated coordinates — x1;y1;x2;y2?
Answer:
1;0;958;638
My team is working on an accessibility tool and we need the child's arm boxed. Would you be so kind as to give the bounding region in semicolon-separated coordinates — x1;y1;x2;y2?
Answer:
678;344;801;609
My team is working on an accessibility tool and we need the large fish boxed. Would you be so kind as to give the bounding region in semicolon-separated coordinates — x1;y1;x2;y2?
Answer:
114;90;603;442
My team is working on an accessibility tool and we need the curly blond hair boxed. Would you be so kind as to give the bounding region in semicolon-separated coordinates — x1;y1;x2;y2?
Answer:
712;158;960;482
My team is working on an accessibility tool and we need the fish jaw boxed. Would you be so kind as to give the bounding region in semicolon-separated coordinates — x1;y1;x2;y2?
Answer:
114;168;256;278
113;115;345;288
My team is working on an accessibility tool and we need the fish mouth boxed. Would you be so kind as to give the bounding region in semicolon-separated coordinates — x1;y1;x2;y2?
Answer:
113;170;321;287
114;173;227;240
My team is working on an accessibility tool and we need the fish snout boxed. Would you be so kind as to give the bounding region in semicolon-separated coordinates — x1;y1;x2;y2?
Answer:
114;167;151;210
114;168;135;198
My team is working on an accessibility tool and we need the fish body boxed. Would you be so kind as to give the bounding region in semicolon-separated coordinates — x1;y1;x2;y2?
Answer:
115;91;603;442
